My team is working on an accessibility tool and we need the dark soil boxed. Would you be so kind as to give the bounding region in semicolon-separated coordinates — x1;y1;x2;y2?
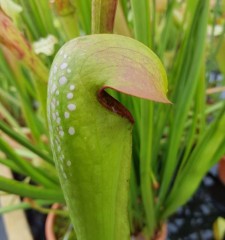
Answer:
26;209;46;240
168;166;225;240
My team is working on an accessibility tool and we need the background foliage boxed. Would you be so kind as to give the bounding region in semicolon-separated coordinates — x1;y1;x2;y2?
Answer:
0;0;225;238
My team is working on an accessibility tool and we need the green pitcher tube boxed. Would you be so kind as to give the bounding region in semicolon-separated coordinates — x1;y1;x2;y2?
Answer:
47;34;169;240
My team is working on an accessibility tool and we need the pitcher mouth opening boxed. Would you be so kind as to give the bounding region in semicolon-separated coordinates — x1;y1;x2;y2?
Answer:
97;87;134;124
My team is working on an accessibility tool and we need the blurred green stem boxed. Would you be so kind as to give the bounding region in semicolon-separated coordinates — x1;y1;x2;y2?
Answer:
0;176;64;202
92;0;118;33
130;0;156;236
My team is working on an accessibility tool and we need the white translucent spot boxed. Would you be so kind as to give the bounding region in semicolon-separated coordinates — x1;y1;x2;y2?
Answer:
56;117;61;124
67;161;71;166
64;112;70;119
53;65;57;74
60;62;68;70
70;85;75;90
59;50;63;55
57;145;61;152
67;69;71;73
51;84;57;93
56;90;59;95
56;135;60;142
51;102;55;110
52;113;56;120
64;54;67;58
59;76;67;85
68;127;75;135
67;92;73;99
59;130;64;137
56;111;59;116
67;104;76;111
56;100;59;106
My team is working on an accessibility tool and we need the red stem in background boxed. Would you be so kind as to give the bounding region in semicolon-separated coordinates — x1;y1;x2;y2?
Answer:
92;0;118;33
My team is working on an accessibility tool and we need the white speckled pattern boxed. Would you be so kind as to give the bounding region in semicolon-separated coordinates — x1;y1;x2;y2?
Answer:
48;48;77;180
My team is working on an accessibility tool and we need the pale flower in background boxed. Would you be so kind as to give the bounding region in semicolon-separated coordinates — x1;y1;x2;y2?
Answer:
33;35;58;56
207;25;224;37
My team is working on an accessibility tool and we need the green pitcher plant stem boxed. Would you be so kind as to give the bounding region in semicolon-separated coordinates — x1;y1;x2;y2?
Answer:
47;34;169;240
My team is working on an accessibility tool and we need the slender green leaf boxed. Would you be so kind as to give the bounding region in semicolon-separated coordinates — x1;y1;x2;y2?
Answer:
0;120;53;164
0;176;64;202
0;137;58;188
158;0;210;208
